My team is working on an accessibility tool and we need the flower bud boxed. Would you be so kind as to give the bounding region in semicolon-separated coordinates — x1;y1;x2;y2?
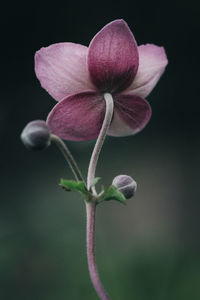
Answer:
21;120;51;150
112;175;137;199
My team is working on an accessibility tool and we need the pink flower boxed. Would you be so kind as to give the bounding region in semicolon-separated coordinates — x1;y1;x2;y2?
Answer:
35;19;168;141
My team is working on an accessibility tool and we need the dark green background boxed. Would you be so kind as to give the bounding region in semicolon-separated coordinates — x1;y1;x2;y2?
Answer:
1;0;200;299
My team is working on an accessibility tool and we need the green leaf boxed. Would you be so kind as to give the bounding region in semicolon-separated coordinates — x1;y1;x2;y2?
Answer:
102;185;126;204
60;179;88;196
89;177;101;189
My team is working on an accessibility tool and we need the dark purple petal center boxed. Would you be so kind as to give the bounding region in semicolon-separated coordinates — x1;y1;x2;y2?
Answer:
88;20;139;94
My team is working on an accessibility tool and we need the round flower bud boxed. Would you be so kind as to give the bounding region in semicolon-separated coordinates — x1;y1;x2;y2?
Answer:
112;175;137;199
21;120;51;150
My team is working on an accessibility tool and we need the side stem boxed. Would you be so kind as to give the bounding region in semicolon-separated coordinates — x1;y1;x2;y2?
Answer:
50;134;85;183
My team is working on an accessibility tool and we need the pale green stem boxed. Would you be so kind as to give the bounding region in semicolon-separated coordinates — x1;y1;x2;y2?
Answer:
86;93;114;300
50;134;85;183
86;202;110;300
87;93;114;194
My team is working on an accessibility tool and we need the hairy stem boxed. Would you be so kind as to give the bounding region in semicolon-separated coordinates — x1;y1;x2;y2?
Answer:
50;134;85;183
87;93;114;194
86;202;110;300
86;93;114;300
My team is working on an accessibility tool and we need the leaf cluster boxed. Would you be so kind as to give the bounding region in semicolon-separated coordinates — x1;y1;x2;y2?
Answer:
59;178;126;205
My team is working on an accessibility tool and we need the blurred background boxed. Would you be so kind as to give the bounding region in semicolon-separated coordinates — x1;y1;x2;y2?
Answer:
1;0;200;299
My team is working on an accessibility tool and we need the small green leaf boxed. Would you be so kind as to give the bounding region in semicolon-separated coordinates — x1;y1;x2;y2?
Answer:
60;179;88;196
89;177;101;189
102;185;126;204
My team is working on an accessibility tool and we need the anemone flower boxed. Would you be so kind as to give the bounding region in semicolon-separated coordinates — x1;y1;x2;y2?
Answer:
35;19;168;141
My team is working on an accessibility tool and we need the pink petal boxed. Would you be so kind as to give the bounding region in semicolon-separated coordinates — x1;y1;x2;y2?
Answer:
47;91;105;141
35;43;95;101
88;19;139;93
108;94;151;136
124;44;168;98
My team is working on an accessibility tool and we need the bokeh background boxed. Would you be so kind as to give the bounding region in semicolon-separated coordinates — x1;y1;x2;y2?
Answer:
1;0;200;299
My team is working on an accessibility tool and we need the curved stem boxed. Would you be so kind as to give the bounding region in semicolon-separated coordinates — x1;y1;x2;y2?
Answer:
87;93;114;194
50;134;85;183
86;93;114;300
86;202;110;300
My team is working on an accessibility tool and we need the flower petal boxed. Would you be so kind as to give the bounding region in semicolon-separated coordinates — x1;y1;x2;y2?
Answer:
47;91;105;141
124;44;168;98
88;19;139;93
35;43;95;101
108;94;151;136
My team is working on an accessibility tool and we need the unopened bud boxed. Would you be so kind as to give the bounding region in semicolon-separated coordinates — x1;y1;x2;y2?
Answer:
112;175;137;199
21;120;51;150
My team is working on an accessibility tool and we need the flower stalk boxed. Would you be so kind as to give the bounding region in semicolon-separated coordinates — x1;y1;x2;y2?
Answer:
86;202;110;300
87;93;114;194
50;134;85;183
86;93;113;300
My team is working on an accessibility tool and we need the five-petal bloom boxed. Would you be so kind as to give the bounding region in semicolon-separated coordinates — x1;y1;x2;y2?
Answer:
35;19;168;141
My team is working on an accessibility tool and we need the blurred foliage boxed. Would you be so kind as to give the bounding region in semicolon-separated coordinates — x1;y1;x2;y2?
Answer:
0;230;200;300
